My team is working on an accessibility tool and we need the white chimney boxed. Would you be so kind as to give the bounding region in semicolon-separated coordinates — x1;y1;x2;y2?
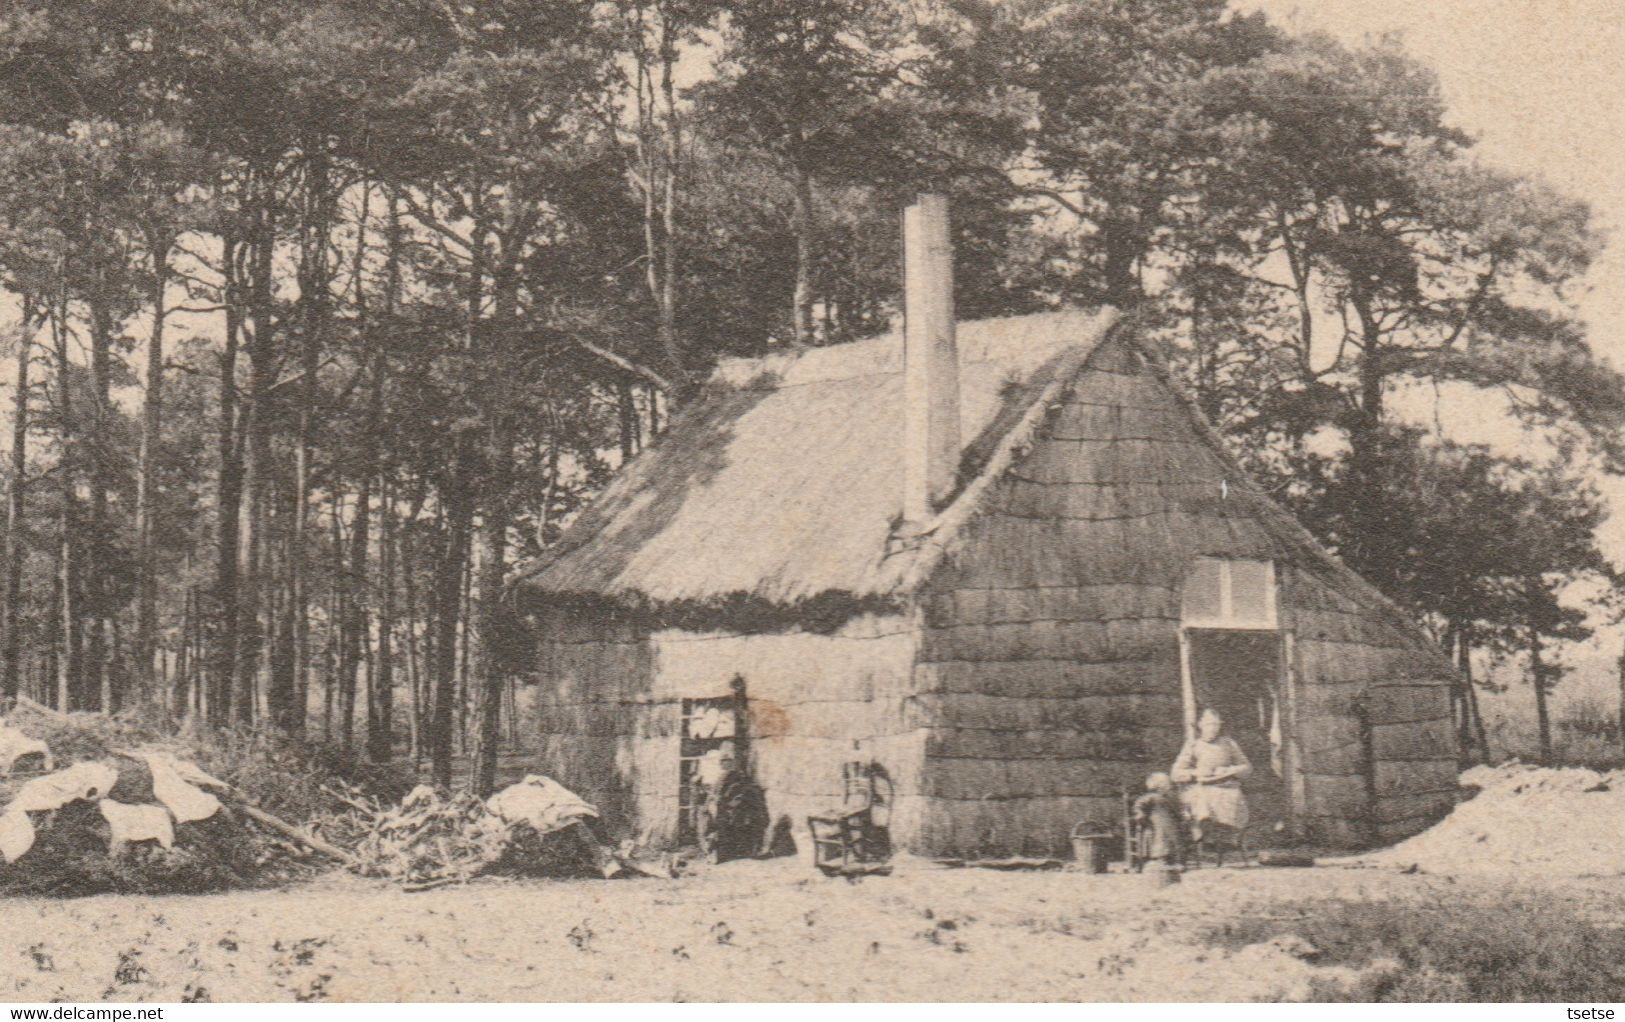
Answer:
903;193;961;526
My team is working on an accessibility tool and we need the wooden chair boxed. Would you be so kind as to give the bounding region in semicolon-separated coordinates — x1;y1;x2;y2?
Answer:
807;761;892;876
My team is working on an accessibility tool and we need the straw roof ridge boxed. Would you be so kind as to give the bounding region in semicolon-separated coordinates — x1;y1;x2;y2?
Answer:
516;587;906;637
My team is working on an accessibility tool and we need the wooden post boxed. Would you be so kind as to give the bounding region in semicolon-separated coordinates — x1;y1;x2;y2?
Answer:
1273;566;1306;838
1279;630;1309;835
1177;629;1197;741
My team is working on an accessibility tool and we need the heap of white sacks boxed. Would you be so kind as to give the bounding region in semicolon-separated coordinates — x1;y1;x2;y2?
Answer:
0;717;227;864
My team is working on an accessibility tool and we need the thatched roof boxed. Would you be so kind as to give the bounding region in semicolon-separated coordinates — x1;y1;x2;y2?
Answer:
522;309;1119;608
522;306;1436;653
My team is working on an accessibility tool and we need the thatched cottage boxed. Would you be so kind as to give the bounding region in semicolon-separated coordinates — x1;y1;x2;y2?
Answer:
520;196;1458;857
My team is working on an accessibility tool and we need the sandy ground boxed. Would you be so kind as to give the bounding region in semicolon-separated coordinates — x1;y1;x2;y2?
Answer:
5;858;1623;1003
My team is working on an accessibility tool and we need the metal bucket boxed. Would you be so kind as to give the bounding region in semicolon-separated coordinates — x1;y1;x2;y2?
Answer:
1069;826;1112;874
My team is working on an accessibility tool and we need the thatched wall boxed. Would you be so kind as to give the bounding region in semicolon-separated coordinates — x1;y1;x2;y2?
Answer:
533;602;655;837
913;335;1456;853
534;605;922;854
1286;568;1457;846
913;339;1213;856
648;614;923;854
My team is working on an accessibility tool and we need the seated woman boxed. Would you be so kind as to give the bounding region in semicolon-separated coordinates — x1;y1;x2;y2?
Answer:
1169;708;1251;849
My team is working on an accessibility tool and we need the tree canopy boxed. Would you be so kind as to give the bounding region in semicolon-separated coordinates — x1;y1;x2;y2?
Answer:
0;0;1618;776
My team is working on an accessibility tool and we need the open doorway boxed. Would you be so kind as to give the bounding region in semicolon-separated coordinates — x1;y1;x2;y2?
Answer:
1183;629;1288;836
1179;556;1291;841
678;685;742;846
677;676;770;860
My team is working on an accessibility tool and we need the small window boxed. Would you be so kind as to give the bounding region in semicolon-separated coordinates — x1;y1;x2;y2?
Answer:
1183;558;1224;621
1182;557;1276;629
1228;559;1272;623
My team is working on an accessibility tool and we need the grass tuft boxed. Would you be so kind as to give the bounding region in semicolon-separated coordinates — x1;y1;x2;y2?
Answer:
1203;892;1625;1001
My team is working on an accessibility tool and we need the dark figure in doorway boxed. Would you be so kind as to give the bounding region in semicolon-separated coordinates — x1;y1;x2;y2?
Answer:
696;744;770;863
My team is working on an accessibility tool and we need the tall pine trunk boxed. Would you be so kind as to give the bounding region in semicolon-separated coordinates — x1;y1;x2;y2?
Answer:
790;152;815;345
456;550;473;753
469;253;522;794
469;492;508;797
174;579;193;719
234;184;279;725
367;194;404;762
276;399;310;733
235;467;266;723
429;490;472;788
1345;288;1390;578
1530;621;1552;765
401;494;425;765
212;236;245;724
1454;625;1490;762
1456;620;1482;757
136;240;173;705
370;482;396;762
617;382;637;461
51;301;87;711
657;18;683;384
3;305;40;704
339;479;369;749
44;530;60;709
276;148;337;733
85;294;115;711
56;510;79;710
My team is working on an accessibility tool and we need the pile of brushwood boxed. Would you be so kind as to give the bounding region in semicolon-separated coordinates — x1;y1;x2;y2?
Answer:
2;700;673;897
0;699;412;896
345;786;511;884
343;776;658;889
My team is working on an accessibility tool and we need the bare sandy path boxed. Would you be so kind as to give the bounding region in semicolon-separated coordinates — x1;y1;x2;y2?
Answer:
4;860;1620;1002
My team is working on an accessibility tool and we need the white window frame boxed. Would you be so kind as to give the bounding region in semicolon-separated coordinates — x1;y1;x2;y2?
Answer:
1181;557;1278;630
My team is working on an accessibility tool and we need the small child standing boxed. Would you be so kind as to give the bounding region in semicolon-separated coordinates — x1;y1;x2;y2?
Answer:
1132;772;1184;869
